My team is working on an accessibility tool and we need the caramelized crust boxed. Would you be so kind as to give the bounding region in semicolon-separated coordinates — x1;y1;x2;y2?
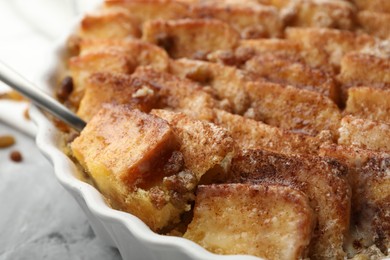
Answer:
228;149;351;259
169;58;251;114
286;27;375;68
104;0;190;28
152;109;234;180
290;0;356;30
77;72;159;121
320;144;390;253
71;105;184;231
345;87;390;123
338;116;390;152
210;39;330;71
244;54;340;103
184;183;315;260
213;109;333;155
79;10;140;39
190;0;283;39
358;11;390;39
142;19;240;59
339;51;390;90
78;39;169;71
244;81;341;136
69;50;133;107
132;67;222;121
352;0;390;13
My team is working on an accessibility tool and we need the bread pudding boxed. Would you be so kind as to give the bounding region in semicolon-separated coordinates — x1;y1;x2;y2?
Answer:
58;0;390;259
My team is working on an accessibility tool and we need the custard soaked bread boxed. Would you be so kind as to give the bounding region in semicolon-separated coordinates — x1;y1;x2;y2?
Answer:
59;0;390;258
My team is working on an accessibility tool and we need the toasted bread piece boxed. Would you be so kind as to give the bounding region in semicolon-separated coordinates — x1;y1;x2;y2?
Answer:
79;10;140;39
142;19;240;59
78;39;169;72
229;149;351;259
338;116;390;152
209;39;331;71
244;81;341;136
169;58;251;114
151;110;234;180
69;39;169;107
286;27;375;68
184;183;314;260
358;11;390;39
190;1;283;39
345;87;390;123
132;67;223;121
71;105;187;231
320;144;390;253
290;0;356;30
77;72;159;121
352;0;390;13
69;50;133;107
214;109;332;155
339;51;390;91
244;54;340;103
104;0;190;28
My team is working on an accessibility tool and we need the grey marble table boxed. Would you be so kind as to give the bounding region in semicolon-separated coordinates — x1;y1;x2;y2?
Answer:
0;1;122;259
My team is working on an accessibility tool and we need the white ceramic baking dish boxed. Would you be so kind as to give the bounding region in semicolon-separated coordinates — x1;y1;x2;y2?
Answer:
29;5;262;260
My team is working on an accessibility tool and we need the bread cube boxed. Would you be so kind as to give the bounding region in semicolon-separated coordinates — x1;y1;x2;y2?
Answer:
71;105;185;231
151;109;234;180
353;0;390;13
190;1;283;38
184;183;315;260
291;0;356;30
338;116;390;152
339;51;390;90
132;67;221;121
142;19;240;59
245;81;342;136
244;54;340;104
104;0;190;28
214;39;331;71
214;109;332;155
78;39;169;72
77;72;159;121
320;144;390;252
345;87;390;123
286;27;375;68
358;11;390;39
79;10;140;39
229;149;351;259
69;50;133;107
169;58;251;114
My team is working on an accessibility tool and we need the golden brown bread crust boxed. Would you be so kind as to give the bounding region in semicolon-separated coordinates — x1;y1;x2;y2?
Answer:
184;183;315;260
213;109;333;155
228;149;351;259
142;18;240;59
338;116;390;152
244;54;340;104
345;87;390;123
319;144;390;253
79;10;140;39
285;27;375;69
358;11;390;39
190;0;283;39
77;72;159;121
169;58;251;114
352;0;390;13
151;109;234;180
244;81;342;136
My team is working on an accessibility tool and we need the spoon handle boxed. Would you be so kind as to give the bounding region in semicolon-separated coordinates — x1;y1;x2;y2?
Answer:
0;61;86;132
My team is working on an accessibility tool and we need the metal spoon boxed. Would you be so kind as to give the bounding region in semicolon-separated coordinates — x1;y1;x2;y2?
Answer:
0;61;86;132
